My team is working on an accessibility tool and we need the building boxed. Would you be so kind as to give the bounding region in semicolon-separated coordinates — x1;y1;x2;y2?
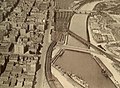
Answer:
0;22;8;30
14;6;23;13
9;29;19;43
0;55;5;65
0;55;6;75
0;32;4;42
22;23;29;30
9;54;19;62
36;24;45;32
93;33;104;43
31;7;39;13
0;42;13;52
27;16;36;23
38;2;49;11
20;28;27;36
0;10;4;22
29;31;35;38
29;43;39;54
14;43;27;54
10;78;17;87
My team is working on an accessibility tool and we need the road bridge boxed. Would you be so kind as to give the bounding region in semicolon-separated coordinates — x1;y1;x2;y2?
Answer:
73;10;96;14
59;45;100;54
68;30;120;64
51;45;101;65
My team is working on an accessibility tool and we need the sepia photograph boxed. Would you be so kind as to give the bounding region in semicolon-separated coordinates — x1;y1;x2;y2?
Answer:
0;0;120;88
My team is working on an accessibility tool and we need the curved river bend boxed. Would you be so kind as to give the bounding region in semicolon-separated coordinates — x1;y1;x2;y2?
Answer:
55;1;117;88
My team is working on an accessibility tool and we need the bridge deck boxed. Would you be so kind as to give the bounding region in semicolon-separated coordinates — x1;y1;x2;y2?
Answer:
68;30;120;64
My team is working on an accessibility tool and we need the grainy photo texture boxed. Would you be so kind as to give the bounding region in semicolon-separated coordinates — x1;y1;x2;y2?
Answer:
0;0;120;88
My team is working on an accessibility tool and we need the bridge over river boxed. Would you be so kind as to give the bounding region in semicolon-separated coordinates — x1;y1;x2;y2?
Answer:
45;1;119;88
51;1;117;88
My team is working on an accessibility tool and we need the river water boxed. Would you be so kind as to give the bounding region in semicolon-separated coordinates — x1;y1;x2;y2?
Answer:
55;50;116;88
67;14;88;48
67;1;100;47
55;1;116;88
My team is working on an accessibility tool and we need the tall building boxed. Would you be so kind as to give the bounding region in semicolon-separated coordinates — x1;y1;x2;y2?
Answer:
0;42;13;52
38;2;49;11
0;10;4;22
20;28;27;36
14;44;25;54
0;33;4;42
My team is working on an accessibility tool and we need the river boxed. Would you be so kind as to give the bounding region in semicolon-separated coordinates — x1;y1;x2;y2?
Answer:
55;50;116;88
67;1;100;48
67;14;88;48
55;1;116;88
